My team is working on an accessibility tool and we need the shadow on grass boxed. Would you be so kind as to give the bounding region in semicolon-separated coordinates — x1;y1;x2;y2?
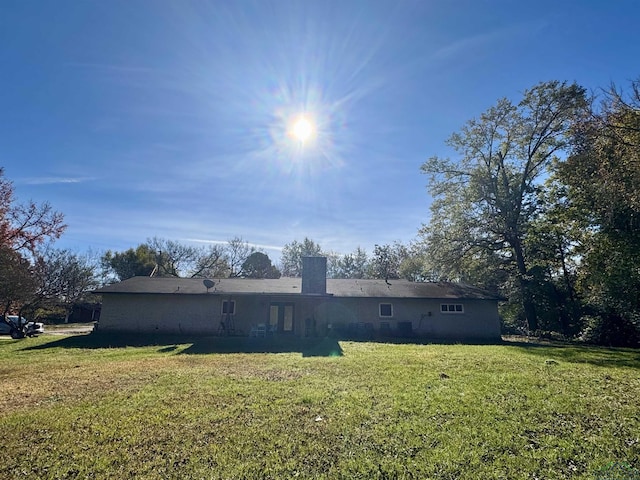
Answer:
504;338;640;369
339;335;504;346
20;332;344;357
21;331;506;356
31;333;634;368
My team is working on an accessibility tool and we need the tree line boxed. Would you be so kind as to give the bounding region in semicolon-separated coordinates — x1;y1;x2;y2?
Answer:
1;78;639;345
0;204;420;329
419;79;640;347
100;236;418;282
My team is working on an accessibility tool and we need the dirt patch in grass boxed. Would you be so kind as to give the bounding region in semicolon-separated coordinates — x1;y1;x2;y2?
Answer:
0;359;164;414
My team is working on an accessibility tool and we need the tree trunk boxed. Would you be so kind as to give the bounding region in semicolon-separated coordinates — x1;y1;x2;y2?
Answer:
520;280;538;332
511;237;539;332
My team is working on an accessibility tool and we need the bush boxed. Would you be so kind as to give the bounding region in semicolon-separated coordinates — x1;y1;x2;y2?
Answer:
579;313;640;347
499;303;528;335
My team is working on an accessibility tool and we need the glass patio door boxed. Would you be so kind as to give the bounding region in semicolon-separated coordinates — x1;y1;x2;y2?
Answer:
269;303;294;333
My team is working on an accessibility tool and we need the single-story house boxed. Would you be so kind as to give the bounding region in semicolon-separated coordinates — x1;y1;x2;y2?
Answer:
95;257;502;341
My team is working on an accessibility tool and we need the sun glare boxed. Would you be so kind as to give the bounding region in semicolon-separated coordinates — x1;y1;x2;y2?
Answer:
263;86;344;171
290;115;314;142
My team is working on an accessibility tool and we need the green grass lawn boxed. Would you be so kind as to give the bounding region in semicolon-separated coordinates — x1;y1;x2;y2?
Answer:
1;334;638;479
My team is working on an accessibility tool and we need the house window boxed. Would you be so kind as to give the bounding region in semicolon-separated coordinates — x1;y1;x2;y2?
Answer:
379;303;393;317
440;303;464;314
222;300;236;315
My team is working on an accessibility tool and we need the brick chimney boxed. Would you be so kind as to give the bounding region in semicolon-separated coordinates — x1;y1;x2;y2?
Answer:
302;256;327;295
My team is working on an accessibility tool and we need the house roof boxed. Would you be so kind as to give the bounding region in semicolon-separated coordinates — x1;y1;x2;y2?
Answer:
95;276;502;301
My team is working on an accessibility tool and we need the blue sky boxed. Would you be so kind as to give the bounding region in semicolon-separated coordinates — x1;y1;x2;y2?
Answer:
1;1;639;262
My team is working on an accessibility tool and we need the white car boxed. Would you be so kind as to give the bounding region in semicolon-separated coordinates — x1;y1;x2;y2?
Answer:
0;316;44;337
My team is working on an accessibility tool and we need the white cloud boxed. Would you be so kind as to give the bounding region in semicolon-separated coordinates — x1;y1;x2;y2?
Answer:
184;238;284;253
432;21;548;61
21;176;95;185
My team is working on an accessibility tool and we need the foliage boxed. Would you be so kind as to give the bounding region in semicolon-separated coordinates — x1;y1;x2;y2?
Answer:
101;244;157;281
277;240;422;281
579;314;640;348
0;169;66;333
370;242;407;281
333;246;370;279
504;182;586;336
556;79;640;346
225;236;257;277
277;240;420;281
1;337;638;479
561;82;640;233
397;241;434;282
418;77;640;343
573;233;640;347
32;249;99;322
0;168;66;255
323;250;343;279
421;81;588;332
0;246;36;316
279;237;324;277
147;237;229;279
102;238;229;281
241;251;281;278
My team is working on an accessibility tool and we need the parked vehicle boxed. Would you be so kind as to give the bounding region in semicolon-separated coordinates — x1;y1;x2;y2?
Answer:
0;316;44;338
26;321;45;335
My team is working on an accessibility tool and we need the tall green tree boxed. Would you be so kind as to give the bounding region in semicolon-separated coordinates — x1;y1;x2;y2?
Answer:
397;242;435;283
241;252;281;279
517;181;586;335
102;245;157;282
370;243;408;282
421;81;588;332
334;247;370;279
556;79;640;345
279;238;324;277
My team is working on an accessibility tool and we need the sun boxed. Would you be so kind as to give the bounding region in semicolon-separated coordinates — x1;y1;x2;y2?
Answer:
289;115;315;143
